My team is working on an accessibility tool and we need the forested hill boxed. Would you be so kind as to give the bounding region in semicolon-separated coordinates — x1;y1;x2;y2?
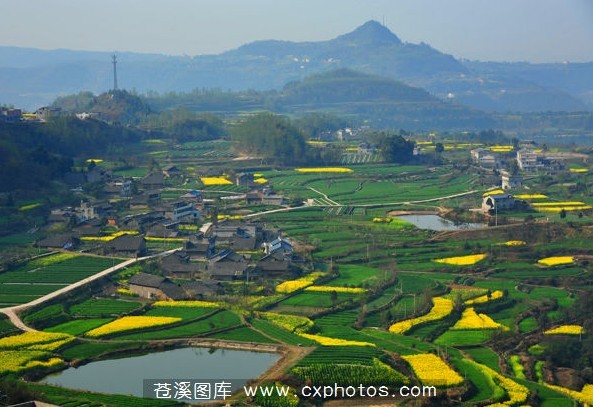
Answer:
280;69;433;104
1;21;591;112
0;118;144;192
143;69;496;130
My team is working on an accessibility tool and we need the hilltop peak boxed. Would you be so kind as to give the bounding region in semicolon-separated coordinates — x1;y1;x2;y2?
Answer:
336;20;402;45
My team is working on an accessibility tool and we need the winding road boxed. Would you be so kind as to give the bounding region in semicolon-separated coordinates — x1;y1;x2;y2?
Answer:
0;248;181;332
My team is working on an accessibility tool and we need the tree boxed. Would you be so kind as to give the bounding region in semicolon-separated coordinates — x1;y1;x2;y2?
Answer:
560;209;567;219
330;290;339;307
231;112;309;165
370;131;415;163
435;142;444;154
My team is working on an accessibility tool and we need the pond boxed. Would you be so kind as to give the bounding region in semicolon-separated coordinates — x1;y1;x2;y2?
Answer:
397;214;485;231
42;347;280;400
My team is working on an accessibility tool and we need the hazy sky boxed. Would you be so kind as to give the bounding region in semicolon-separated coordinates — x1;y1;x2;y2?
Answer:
1;0;592;63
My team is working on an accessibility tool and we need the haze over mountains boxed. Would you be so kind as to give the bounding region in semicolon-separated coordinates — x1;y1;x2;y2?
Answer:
1;20;592;113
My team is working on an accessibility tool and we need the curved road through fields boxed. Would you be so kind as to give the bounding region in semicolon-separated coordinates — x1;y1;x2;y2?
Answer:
245;189;481;218
0;248;181;332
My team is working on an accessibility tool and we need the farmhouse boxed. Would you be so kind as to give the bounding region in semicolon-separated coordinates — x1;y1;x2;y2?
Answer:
262;236;293;256
184;236;216;260
256;251;291;273
235;172;255;186
470;148;498;169
501;171;523;190
141;172;164;190
482;194;516;213
35;234;80;250
208;250;249;280
160;251;202;279
213;224;259;251
164;200;201;222
128;273;166;298
128;272;194;300
103;234;147;257
162;165;182;178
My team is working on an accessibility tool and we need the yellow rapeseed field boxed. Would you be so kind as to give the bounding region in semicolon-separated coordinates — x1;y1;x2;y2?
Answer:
515;194;548;199
535;205;593;212
295;167;353;173
299;333;375;347
489;147;514;153
503;240;526;246
200;177;233;185
434;254;486;266
0;331;73;349
467;360;529;405
569;168;589;173
0;350;63;375
81;230;139;242
389;297;453;334
532;201;586;207
465;290;504;305
86;316;181;337
544;325;584;335
537;256;574;266
401;354;464;387
262;313;314;333
451;308;507;330
544;383;593;404
483;189;505;197
85;158;103;163
145;236;186;242
253;178;268;184
275;272;326;293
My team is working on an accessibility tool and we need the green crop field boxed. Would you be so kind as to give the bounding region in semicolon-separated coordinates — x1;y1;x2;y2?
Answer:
23;303;65;324
69;298;144;317
296;346;384;367
45;318;114;336
0;315;17;336
143;306;218;320
434;329;494;346
206;326;278;343
464;347;501;371
26;382;182;407
61;341;148;361
114;310;242;340
293;358;407;386
280;291;359;308
331;264;381;286
250;319;316;346
0;255;116;284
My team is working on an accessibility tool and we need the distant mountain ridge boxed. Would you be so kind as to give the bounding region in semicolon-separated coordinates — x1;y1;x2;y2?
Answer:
0;20;591;113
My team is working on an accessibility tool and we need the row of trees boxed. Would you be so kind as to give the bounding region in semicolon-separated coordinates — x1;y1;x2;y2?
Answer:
231;113;417;166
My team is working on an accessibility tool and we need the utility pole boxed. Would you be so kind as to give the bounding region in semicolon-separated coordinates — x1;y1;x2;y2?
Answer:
112;54;118;90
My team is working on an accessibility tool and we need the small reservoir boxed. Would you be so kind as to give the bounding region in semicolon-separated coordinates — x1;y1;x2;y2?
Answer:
397;214;485;231
42;347;280;399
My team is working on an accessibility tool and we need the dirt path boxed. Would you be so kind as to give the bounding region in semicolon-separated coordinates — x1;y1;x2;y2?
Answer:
0;247;181;332
307;186;341;206
257;345;314;382
1;308;36;332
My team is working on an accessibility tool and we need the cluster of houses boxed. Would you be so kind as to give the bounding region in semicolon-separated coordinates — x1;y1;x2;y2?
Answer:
33;160;302;301
0;106;68;123
120;233;298;301
471;146;565;175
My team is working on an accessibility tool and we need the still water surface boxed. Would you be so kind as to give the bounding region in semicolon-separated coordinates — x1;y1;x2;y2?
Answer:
43;347;279;398
397;214;485;231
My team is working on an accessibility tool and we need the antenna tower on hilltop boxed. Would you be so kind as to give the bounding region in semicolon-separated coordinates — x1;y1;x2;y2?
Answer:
112;54;118;91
